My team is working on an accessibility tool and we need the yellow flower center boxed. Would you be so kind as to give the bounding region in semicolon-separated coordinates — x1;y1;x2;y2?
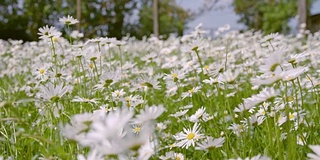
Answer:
188;89;194;93
53;37;58;42
39;69;45;74
171;73;178;78
89;63;94;68
204;65;209;69
134;127;141;133
289;113;295;120
176;157;181;160
187;133;195;140
286;96;294;102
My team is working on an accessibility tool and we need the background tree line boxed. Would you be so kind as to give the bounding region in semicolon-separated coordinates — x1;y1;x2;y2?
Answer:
0;0;192;41
0;0;318;41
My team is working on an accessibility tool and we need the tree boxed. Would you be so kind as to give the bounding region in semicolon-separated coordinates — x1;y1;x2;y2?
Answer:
132;0;191;39
233;0;298;34
0;0;192;41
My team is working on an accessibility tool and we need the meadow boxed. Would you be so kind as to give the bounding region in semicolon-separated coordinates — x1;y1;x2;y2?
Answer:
1;16;320;160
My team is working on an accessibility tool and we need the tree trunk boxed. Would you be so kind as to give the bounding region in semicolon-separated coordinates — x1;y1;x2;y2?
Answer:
298;0;307;29
76;0;81;31
153;0;159;37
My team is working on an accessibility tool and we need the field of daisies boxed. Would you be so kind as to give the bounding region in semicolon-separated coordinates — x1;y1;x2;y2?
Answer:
1;16;320;160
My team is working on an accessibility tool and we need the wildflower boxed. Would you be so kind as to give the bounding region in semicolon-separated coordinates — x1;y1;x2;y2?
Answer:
122;95;144;109
94;69;121;90
195;136;225;150
248;114;265;126
77;149;104;160
282;66;308;81
138;141;156;160
218;70;239;84
156;122;167;131
181;86;201;99
59;15;79;25
181;38;206;53
133;75;161;91
132;124;142;134
72;96;99;105
32;63;51;81
159;152;184;160
169;109;189;118
37;83;72;102
259;47;287;73
164;69;186;82
70;30;84;39
228;123;246;136
38;25;62;40
235;87;279;112
141;52;158;64
174;123;204;149
111;89;126;101
308;145;320;160
61;113;96;142
203;77;221;85
229;154;271;160
133;105;165;124
189;106;206;122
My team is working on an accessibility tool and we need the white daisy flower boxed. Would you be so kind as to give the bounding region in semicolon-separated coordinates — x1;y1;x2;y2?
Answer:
195;136;225;150
133;105;165;124
59;15;79;25
174;123;204;149
308;145;320;160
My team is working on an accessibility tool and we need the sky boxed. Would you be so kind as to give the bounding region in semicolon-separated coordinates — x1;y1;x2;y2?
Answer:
178;0;320;34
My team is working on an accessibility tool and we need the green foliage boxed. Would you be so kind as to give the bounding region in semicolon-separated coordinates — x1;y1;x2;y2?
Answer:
0;0;190;41
129;0;191;39
233;0;300;34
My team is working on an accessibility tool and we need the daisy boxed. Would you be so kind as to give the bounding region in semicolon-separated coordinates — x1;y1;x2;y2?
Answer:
174;123;204;149
159;152;184;160
94;69;121;90
235;87;279;112
181;86;201;99
308;145;320;160
32;63;51;81
59;15;79;25
251;69;283;87
164;69;186;82
141;52;158;64
218;70;239;84
61;113;96;142
228;123;246;136
169;109;189;118
229;154;271;160
37;83;73;102
195;136;225;150
70;30;84;39
38;25;62;40
77;149;104;160
259;47;287;73
189;106;206;122
132;124;142;134
133;105;165;124
133;75;161;91
72;96;99;105
203;77;221;85
281;66;308;81
156;122;167;131
122;95;145;109
111;89;126;101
